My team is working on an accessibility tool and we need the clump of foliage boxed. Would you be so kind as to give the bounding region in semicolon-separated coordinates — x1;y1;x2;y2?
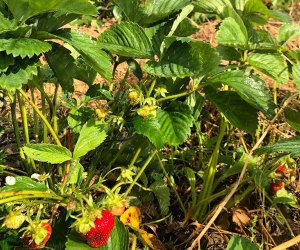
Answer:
0;0;300;249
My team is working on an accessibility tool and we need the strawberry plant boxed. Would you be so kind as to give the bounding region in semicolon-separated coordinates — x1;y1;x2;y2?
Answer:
0;0;300;249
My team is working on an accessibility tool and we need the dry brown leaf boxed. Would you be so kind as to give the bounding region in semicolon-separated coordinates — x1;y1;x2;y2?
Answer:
232;207;251;228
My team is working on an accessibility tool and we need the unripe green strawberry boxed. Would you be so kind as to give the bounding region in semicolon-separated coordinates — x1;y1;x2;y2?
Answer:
22;220;52;249
3;211;25;229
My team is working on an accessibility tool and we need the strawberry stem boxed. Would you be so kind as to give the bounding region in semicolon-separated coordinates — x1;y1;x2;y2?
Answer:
124;150;156;198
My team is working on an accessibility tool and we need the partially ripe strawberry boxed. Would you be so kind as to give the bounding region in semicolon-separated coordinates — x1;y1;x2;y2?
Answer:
3;211;25;229
85;210;114;248
22;220;52;249
271;182;283;193
111;201;126;216
275;164;287;174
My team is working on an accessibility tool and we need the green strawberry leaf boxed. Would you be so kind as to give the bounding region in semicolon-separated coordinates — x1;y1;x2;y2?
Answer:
0;176;48;192
0;38;51;59
73;119;107;159
226;236;259;250
248;52;289;84
98;22;153;59
23;144;72;164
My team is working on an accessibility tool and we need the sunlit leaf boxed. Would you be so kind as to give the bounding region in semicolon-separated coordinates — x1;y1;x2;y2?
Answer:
216;17;248;49
0;38;51;59
111;0;190;26
0;59;38;90
98;22;153;59
73;119;107;159
208;71;275;119
157;101;193;146
254;136;300;157
23;144;72;164
144;39;219;78
133;116;164;149
205;87;258;134
4;0;97;22
248;52;289;84
278;23;300;45
0;176;48;192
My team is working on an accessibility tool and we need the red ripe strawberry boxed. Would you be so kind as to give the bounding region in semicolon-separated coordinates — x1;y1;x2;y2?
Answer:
85;210;114;248
275;164;287;174
271;182;283;193
22;220;52;249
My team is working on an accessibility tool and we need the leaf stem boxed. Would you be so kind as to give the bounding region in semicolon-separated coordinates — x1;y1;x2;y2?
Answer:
156;152;186;215
9;94;26;162
17;90;36;171
157;89;194;102
52;83;59;134
147;79;156;97
194;118;227;221
18;89;61;146
124;151;156;198
0;193;63;205
30;88;39;142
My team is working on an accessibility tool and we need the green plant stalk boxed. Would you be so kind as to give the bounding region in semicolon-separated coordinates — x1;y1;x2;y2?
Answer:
128;142;144;169
19;89;61;146
52;83;59;134
142;213;171;226
41;93;48;143
9;95;26;162
265;192;294;236
17;91;36;171
0;165;27;174
124;150;156;198
130;233;137;250
30;88;39;142
273;80;278;114
16;91;30;144
194;119;227;221
225;183;255;209
0;190;57;199
147;79;156;97
37;85;54;112
156;152;186;215
111;67;130;113
157;89;195;102
85;146;122;187
0;194;63;205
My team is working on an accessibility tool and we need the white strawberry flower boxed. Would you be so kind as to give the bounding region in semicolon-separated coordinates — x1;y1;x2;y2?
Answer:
5;176;16;185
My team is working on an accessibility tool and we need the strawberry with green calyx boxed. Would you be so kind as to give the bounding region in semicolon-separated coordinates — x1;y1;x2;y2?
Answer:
3;210;25;229
86;210;114;248
74;209;115;248
104;193;127;216
22;220;52;249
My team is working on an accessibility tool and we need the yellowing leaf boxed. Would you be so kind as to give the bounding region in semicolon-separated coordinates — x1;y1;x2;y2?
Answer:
120;206;142;230
139;229;167;250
